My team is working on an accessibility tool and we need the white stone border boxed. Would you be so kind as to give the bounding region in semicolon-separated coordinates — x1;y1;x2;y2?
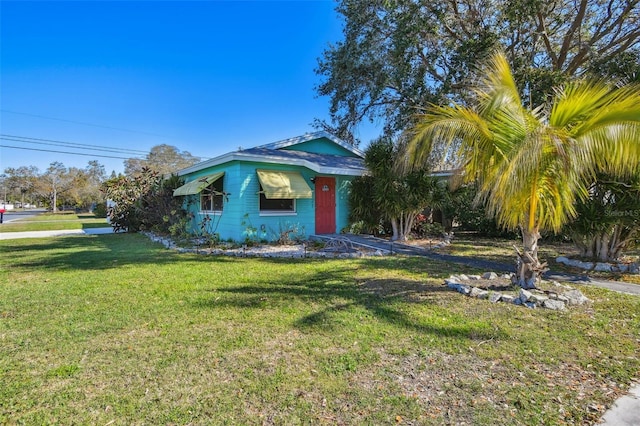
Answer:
445;272;591;311
141;232;388;259
556;256;639;274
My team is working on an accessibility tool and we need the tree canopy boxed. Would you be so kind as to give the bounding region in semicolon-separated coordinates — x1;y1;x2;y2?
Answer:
124;144;200;176
316;0;640;145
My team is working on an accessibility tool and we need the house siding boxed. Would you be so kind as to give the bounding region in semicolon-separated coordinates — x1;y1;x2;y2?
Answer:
183;161;356;242
234;161;315;242
282;137;358;157
335;176;352;233
178;134;363;242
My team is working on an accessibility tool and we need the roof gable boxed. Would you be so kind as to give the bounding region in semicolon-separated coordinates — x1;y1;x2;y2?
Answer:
255;131;364;158
178;131;366;177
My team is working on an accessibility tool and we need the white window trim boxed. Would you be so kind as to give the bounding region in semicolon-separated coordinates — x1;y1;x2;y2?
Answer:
259;211;298;217
197;209;223;215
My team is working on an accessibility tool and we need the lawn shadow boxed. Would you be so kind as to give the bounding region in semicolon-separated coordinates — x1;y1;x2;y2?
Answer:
197;258;506;343
0;233;240;271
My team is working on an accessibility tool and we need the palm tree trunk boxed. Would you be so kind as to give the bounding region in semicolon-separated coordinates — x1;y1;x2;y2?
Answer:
515;227;543;289
390;218;400;241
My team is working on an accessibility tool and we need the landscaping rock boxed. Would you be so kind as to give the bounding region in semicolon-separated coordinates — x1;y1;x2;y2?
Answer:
543;299;566;311
489;292;502;303
616;264;629;273
446;280;461;289
557;256;639;275
529;293;549;305
562;289;591;306
442;267;591;311
518;289;533;304
594;262;613;272
470;287;489;299
501;294;515;304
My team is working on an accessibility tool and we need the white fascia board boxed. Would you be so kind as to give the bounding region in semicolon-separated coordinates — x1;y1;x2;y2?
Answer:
178;151;366;177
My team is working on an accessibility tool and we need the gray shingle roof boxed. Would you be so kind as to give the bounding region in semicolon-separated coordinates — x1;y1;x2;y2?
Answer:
240;147;366;173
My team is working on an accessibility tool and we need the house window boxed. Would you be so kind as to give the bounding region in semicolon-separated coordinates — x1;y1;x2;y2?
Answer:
259;184;295;213
201;176;224;212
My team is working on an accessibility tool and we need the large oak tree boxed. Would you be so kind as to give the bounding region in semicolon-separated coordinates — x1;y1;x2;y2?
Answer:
316;0;640;145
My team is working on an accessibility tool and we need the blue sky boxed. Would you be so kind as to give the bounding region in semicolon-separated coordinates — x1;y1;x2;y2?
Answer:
1;1;378;175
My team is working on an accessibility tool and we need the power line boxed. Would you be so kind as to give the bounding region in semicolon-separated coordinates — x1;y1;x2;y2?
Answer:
1;133;208;161
1;109;172;139
0;134;149;155
1;144;206;164
0;145;133;160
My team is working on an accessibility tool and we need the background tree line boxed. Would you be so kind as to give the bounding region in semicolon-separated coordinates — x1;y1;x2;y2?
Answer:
0;144;199;214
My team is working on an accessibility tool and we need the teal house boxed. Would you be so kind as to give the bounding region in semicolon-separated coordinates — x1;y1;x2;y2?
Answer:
173;132;366;242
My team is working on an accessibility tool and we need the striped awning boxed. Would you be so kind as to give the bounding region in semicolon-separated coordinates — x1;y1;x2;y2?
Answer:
256;169;312;199
173;172;224;196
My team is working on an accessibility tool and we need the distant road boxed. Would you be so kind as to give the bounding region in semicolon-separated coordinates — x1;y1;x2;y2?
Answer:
0;209;46;223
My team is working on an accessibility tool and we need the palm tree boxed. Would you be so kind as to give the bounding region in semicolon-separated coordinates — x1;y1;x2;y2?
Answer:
405;52;640;288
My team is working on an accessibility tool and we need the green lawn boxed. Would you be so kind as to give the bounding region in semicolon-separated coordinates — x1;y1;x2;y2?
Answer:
1;234;639;424
1;213;109;232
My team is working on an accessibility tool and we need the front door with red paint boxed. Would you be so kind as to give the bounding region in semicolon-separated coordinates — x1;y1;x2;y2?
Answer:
315;177;336;234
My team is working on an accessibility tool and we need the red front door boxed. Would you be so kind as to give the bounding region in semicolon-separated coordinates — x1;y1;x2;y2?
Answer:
315;177;336;234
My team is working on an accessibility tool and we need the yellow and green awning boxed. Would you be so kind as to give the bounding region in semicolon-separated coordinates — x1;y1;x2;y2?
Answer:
256;169;312;199
173;172;224;196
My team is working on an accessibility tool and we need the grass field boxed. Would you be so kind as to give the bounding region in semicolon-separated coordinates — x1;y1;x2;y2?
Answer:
1;233;639;424
0;213;109;233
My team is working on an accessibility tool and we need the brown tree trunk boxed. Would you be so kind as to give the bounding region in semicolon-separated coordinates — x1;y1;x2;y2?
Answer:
514;227;546;289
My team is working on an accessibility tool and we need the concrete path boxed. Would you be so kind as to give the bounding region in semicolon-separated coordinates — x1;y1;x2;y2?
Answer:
599;383;640;425
0;227;117;240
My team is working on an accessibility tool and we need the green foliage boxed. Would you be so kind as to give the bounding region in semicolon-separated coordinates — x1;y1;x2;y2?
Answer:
408;51;640;237
188;212;222;249
3;161;108;213
315;0;640;145
406;51;640;286
349;137;441;240
240;213;262;244
439;184;519;238
348;175;388;235
411;215;444;238
124;144;200;176
271;222;306;245
101;168;187;234
565;171;640;261
92;202;107;218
